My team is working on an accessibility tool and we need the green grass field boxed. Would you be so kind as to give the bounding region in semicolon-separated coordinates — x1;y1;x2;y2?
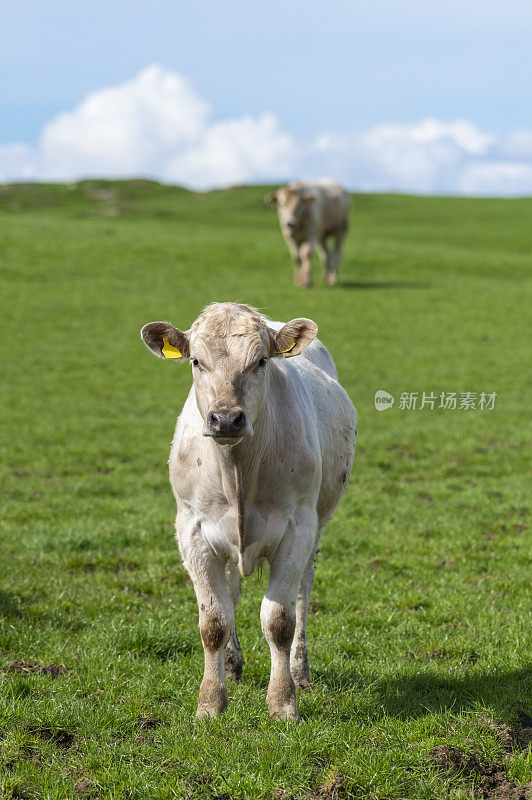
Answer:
0;180;530;800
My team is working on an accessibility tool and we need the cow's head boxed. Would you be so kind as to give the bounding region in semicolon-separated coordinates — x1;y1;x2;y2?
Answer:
266;185;316;233
141;303;318;446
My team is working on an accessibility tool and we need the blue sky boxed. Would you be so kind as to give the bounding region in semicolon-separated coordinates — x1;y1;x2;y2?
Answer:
2;0;532;193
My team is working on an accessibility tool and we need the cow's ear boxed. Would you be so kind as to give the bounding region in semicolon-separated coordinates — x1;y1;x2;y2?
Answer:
141;321;190;361
272;318;318;358
263;192;278;206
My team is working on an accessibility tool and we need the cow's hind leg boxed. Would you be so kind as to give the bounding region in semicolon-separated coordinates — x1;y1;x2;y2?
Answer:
317;238;331;284
290;548;318;690
224;562;243;681
325;223;348;285
297;242;314;287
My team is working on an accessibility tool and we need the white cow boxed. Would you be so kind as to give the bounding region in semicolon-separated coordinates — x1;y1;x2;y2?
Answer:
141;303;356;721
266;179;351;287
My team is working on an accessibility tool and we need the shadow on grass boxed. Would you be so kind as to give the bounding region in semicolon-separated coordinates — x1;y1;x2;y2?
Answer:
0;592;25;619
337;280;431;290
0;591;87;632
312;666;532;721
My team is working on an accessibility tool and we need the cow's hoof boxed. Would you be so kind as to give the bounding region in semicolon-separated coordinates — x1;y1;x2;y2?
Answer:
325;273;338;286
196;680;228;718
196;704;217;719
196;698;228;719
269;705;300;723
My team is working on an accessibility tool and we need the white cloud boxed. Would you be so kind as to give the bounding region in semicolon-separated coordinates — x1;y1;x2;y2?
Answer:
165;114;295;190
302;119;493;194
459;162;532;195
1;65;531;195
38;65;209;180
302;119;532;195
0;144;37;181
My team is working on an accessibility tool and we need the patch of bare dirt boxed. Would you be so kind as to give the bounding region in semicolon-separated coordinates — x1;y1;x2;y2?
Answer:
477;715;517;750
184;773;238;800
75;778;97;795
518;728;532;749
5;660;66;677
212;795;239;800
27;725;74;749
443;620;469;629
406;648;450;661
123;649;145;660
310;770;348;799
273;762;348;800
136;715;160;730
436;558;456;568
476;713;532;753
429;744;532;799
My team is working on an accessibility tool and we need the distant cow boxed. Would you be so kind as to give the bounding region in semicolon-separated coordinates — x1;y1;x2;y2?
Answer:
141;303;357;722
266;179;351;287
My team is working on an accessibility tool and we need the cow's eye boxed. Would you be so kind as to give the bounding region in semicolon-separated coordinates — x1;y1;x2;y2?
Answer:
258;357;267;368
191;358;200;367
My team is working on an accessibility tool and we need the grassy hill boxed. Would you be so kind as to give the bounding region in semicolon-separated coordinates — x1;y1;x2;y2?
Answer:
0;181;530;799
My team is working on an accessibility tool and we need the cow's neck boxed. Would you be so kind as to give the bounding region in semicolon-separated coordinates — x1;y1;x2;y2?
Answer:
214;400;272;553
232;458;245;555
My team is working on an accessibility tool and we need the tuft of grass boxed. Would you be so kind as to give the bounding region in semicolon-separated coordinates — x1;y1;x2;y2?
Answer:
0;181;530;799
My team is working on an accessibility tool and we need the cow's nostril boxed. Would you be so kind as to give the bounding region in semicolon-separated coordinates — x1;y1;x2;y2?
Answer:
233;411;245;429
209;412;221;430
208;409;246;437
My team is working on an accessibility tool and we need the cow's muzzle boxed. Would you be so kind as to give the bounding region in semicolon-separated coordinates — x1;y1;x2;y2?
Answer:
203;408;251;444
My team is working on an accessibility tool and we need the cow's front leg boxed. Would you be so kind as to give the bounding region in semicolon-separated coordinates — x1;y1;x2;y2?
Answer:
286;239;304;287
261;527;315;721
261;591;298;721
297;242;314;287
290;549;317;690
185;550;234;719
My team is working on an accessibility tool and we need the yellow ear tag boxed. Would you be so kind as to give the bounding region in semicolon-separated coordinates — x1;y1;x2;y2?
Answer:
276;339;296;355
162;336;181;359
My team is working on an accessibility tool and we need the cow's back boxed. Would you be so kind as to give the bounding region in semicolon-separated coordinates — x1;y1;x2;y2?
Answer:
310;179;351;234
267;321;356;526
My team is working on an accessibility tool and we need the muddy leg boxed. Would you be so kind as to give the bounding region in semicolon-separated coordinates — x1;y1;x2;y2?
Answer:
261;521;316;721
290;548;318;690
185;553;234;719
